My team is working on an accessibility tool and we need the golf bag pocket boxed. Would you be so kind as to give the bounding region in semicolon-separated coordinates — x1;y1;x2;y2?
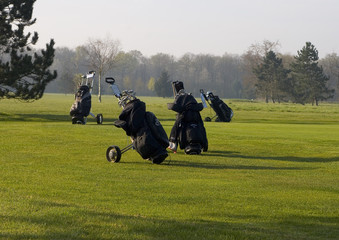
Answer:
145;112;169;148
185;123;204;144
134;127;162;160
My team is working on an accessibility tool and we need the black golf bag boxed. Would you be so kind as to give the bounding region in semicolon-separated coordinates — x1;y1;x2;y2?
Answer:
105;77;169;164
168;81;208;155
70;85;91;124
69;71;103;124
200;90;233;122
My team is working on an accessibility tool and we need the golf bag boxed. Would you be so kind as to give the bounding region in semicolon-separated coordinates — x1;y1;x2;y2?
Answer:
105;77;169;164
70;85;91;124
200;90;233;122
168;81;208;154
69;71;103;124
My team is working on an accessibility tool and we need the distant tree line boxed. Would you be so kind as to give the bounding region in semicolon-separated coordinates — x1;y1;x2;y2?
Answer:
2;1;337;104
45;39;338;104
46;45;244;99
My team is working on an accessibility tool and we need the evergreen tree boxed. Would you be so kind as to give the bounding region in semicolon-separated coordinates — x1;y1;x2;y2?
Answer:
242;40;280;99
0;0;57;100
290;42;334;105
154;71;172;97
253;51;290;103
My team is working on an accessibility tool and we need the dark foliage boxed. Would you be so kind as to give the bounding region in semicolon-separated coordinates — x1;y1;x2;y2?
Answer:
154;70;172;97
253;51;291;103
0;0;57;100
290;42;334;105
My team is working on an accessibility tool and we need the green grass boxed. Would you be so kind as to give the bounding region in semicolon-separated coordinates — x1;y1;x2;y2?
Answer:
0;94;338;240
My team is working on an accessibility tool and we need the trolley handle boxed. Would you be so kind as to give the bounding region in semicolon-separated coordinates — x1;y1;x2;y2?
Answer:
105;77;115;84
106;77;121;98
82;71;96;79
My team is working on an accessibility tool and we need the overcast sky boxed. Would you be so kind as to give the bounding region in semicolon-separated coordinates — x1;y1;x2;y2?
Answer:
30;0;339;58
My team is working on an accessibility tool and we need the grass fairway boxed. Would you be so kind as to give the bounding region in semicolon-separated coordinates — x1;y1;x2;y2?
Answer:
0;94;338;240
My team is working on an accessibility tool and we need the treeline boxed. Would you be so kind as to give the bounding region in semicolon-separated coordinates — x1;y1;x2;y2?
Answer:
46;48;243;98
253;42;334;105
46;40;339;103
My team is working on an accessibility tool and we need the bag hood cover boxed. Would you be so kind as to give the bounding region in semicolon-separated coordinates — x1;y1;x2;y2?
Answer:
114;99;146;136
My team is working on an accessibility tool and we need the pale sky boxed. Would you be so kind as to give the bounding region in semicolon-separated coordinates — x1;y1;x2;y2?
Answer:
30;0;339;58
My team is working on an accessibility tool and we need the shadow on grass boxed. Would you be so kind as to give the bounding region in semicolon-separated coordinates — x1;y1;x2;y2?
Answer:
235;119;339;125
169;160;310;171
206;150;339;163
161;149;337;170
0;113;118;124
1;199;338;240
0;113;69;122
104;157;303;171
104;150;334;170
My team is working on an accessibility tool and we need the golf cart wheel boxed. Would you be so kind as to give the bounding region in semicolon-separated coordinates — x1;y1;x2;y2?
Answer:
106;145;121;163
204;117;211;122
96;114;103;124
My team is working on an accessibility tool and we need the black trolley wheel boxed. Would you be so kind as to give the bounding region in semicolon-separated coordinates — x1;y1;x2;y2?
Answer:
106;145;121;163
96;114;103;124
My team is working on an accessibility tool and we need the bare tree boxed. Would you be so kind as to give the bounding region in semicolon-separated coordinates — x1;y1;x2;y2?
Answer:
242;40;280;99
84;36;121;102
320;53;339;101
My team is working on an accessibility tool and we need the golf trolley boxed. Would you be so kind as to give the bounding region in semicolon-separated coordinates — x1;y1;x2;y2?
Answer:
167;81;208;154
70;71;103;124
200;89;233;122
105;77;135;162
105;77;169;164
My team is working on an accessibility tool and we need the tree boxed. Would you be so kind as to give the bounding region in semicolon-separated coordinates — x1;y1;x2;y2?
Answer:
72;73;83;92
148;77;155;92
122;76;132;90
114;51;139;81
46;47;76;93
290;42;334;105
150;53;176;79
83;36;121;102
253;51;290;103
154;71;172;97
320;53;339;101
242;40;280;99
0;0;57;100
215;53;243;98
